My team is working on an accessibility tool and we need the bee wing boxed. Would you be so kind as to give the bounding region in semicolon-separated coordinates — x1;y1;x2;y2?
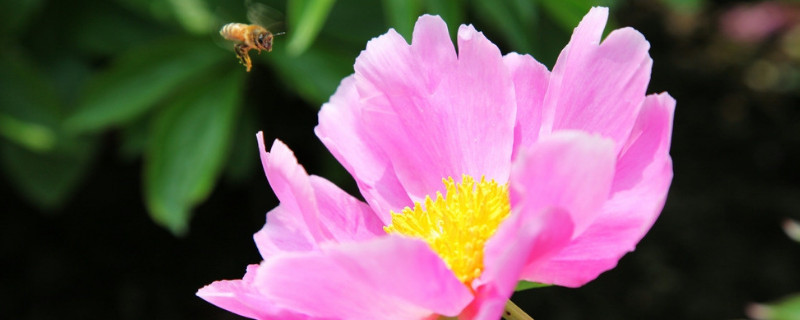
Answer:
211;5;243;51
246;0;285;33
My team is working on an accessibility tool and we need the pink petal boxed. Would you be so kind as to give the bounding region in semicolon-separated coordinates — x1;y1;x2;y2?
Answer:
613;93;676;192
463;208;573;320
254;134;384;258
509;131;616;236
315;76;412;223
197;265;309;319
254;236;473;319
410;14;459;92
358;17;516;202
254;205;316;258
504;52;550;158
258;134;332;243
540;7;653;154
309;175;385;241
528;94;674;287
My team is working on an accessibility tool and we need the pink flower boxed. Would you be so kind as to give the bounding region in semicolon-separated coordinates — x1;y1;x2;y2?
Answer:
719;1;800;44
198;7;674;320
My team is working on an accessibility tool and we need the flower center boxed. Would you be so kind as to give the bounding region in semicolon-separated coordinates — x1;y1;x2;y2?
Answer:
384;175;511;285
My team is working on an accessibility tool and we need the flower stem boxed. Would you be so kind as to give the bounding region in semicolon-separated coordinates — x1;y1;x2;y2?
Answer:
502;300;533;320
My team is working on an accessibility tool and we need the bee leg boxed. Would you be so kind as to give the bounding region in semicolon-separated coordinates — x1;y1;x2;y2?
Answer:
234;43;253;72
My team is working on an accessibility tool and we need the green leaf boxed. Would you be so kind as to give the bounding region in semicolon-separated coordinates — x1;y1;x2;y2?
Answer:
65;38;226;134
0;114;55;152
0;137;97;210
472;0;536;53
144;68;244;236
382;0;421;41
265;42;354;105
0;50;59;152
68;2;167;56
0;46;95;209
223;108;258;184
515;280;551;291
286;0;337;55
167;0;217;34
0;50;59;127
539;0;614;32
0;0;44;36
661;0;703;13
749;294;800;320
424;0;466;39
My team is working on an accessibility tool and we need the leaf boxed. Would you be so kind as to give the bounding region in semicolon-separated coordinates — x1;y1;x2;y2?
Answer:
265;42;354;105
223;107;258;184
0;51;59;152
144;68;244;236
515;280;551;291
472;0;536;53
0;50;59;126
167;0;217;34
748;294;800;320
381;0;421;41
0;0;44;36
286;0;337;55
0;114;55;152
424;0;466;40
68;1;166;56
0;138;97;210
538;0;615;32
0;49;94;209
65;38;226;134
661;0;703;13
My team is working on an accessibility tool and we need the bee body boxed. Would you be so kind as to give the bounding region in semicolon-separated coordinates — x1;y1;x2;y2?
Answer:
219;22;274;72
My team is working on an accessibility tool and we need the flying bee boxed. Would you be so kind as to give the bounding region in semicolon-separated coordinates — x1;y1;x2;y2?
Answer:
219;23;275;72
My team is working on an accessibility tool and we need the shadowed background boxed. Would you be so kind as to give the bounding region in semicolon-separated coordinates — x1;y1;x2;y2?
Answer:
2;0;800;319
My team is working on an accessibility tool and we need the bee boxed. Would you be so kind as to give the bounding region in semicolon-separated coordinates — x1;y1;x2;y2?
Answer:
219;23;274;72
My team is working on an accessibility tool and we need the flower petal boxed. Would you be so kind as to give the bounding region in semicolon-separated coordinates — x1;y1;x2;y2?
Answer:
613;93;675;192
540;7;653;153
504;52;550;158
309;174;385;241
258;134;332;244
197;265;309;319
463;208;573;320
316;76;412;223
509;131;616;236
254;236;473;319
254;205;316;258
358;17;516;202
528;93;674;287
254;134;383;258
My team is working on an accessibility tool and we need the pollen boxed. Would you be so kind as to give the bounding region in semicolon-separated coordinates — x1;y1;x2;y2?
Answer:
384;175;511;286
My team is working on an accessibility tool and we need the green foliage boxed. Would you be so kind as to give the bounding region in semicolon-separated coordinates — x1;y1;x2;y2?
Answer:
424;0;466;39
473;0;538;53
266;42;354;105
382;0;422;41
0;0;617;234
66;38;227;134
0;50;96;209
145;69;244;235
751;294;800;320
286;0;337;55
515;280;551;291
539;0;599;32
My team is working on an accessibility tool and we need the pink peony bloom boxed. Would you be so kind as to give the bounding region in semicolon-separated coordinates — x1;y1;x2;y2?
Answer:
719;1;800;44
198;7;674;320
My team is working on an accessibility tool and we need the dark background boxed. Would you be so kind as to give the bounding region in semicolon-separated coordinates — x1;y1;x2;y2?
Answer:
2;0;800;319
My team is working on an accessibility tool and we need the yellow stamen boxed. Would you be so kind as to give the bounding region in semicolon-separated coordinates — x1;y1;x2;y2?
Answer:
384;175;511;285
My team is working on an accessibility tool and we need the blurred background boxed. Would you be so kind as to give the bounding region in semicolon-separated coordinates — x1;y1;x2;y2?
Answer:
2;0;800;319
